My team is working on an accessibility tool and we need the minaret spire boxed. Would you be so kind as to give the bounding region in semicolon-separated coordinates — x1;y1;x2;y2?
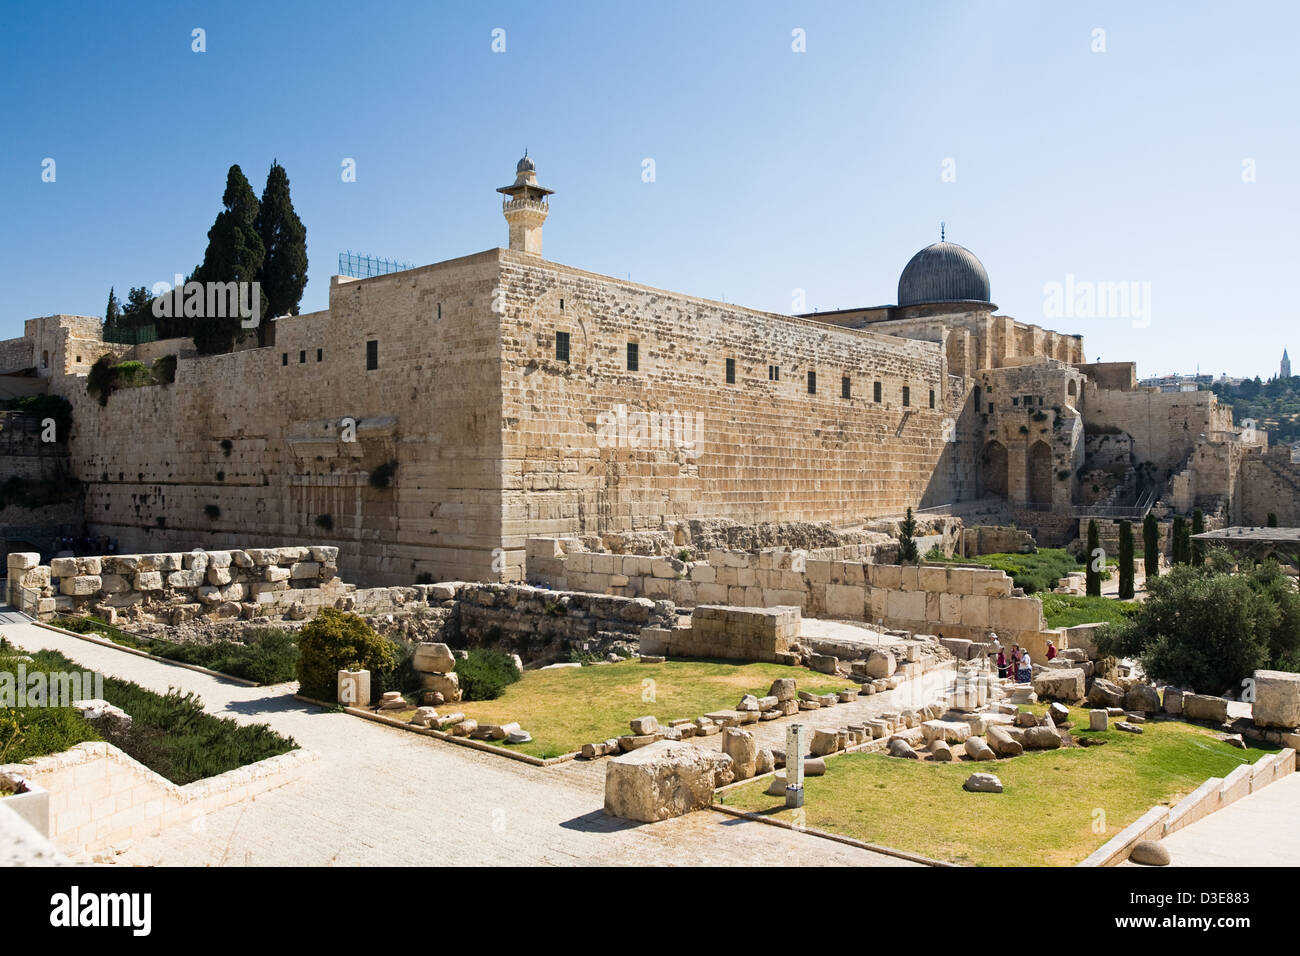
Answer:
497;153;553;256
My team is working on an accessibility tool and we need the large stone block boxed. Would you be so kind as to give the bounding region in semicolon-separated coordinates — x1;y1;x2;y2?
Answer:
419;672;461;702
1183;694;1229;723
721;727;758;780
1253;670;1300;729
603;741;734;823
411;642;456;674
59;575;101;597
1033;668;1085;702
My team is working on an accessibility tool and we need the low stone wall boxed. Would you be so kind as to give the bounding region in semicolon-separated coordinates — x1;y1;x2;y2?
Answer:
1;741;317;857
526;537;1050;650
450;582;677;663
960;525;1037;557
640;605;800;663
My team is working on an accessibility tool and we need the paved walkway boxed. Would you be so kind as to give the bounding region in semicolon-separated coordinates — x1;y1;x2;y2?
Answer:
1157;772;1300;867
2;618;917;867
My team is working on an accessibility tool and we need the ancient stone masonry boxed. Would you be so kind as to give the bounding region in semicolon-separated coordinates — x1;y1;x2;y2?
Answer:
525;536;1050;651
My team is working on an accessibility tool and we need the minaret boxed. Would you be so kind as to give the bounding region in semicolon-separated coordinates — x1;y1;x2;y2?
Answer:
497;152;553;256
1283;349;1292;379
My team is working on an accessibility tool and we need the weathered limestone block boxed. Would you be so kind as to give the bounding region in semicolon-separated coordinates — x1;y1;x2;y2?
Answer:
50;557;78;578
133;571;163;591
290;561;321;580
964;736;996;761
411;642;456;674
21;567;51;589
1087;678;1125;708
1032;668;1086;702
8;552;40;572
207;566;233;586
168;569;204;589
1163;687;1184;715
864;649;895;679
921;720;971;745
987;724;1022;756
1253;670;1300;729
630;715;660;735
1183;694;1229;723
769;678;797;702
1090;710;1109;731
420;672;461;703
1022;725;1063;749
721;727;758;779
964;772;1003;793
1124;683;1162;714
810;728;841;757
603;742;734;822
59;575;101;597
888;738;920;759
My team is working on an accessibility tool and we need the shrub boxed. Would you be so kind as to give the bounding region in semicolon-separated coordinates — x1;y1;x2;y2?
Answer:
1095;565;1274;695
295;608;398;702
5;393;73;441
86;355;116;405
455;648;522;701
315;513;334;531
896;507;919;564
152;354;177;384
369;461;398;489
112;360;152;388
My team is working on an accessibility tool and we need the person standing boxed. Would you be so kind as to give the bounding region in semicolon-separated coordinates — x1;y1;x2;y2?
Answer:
1018;650;1033;684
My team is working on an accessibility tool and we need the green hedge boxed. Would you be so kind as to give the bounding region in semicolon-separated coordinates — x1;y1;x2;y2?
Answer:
455;648;522;701
295;608;398;702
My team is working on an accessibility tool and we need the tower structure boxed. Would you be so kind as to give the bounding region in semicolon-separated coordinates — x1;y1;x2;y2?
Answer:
497;152;552;256
1282;348;1291;379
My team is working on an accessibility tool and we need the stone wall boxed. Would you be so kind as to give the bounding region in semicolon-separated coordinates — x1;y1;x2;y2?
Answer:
1;741;315;857
7;546;352;624
525;537;1048;648
1237;446;1300;525
640;604;800;663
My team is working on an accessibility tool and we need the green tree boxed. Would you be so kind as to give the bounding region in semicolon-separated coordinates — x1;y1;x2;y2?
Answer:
295;608;397;703
192;165;265;354
255;160;308;345
1118;520;1135;599
1267;512;1279;528
1143;512;1160;580
1191;509;1205;566
1085;519;1102;597
1171;515;1187;565
103;287;121;338
1095;565;1272;695
897;507;919;564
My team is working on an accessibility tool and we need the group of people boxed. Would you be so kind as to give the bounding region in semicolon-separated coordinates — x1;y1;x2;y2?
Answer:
52;531;117;558
992;638;1056;684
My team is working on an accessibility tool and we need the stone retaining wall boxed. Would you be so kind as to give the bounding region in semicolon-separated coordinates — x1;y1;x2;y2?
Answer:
526;537;1050;650
1;741;317;857
640;605;800;663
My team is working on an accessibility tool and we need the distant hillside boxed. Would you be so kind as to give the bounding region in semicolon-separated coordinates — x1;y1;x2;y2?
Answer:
1212;376;1300;444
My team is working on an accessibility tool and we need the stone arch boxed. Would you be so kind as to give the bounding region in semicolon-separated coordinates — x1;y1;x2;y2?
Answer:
1027;440;1053;506
1067;379;1077;398
981;440;1008;499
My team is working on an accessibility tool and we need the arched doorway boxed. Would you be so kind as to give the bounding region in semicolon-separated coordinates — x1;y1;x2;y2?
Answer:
1027;441;1053;507
981;440;1008;499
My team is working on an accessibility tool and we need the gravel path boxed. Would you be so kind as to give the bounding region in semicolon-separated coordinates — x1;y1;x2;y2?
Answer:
2;618;918;867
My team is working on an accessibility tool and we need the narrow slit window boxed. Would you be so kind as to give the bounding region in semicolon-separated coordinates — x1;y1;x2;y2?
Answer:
841;376;851;399
725;357;736;384
555;331;570;363
626;342;639;371
366;340;378;370
807;370;816;394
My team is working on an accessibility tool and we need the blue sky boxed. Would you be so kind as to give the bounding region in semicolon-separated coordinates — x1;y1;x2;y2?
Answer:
3;0;1296;379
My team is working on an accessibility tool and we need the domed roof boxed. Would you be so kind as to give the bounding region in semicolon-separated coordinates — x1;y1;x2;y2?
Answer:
897;241;991;307
516;153;535;174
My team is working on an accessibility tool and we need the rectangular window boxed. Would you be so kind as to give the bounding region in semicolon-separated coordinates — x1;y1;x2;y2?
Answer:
902;386;911;407
929;389;936;409
873;381;882;403
769;364;780;381
299;350;306;364
555;331;570;363
725;358;736;384
281;353;288;366
807;370;816;394
1024;395;1034;406
988;402;994;414
1012;397;1020;406
366;340;378;370
841;376;851;399
316;348;323;362
626;342;639;371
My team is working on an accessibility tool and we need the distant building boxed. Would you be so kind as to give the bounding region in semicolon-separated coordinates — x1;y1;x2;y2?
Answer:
1282;348;1292;379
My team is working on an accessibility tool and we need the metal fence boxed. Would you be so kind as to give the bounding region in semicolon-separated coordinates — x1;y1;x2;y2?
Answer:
338;251;416;279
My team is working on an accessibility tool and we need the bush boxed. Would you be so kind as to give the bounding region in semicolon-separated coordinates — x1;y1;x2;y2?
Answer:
4;393;73;441
295;608;398;702
151;354;177;384
455;648;522;701
896;507;919;564
369;461;398;489
1095;564;1276;695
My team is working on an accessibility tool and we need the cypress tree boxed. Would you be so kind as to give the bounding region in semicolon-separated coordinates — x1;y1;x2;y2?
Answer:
1143;512;1160;579
897;507;920;564
192;165;265;354
255;160;308;345
1191;508;1205;566
1171;515;1187;565
1118;520;1135;599
1085;519;1102;597
104;287;121;339
1267;512;1278;528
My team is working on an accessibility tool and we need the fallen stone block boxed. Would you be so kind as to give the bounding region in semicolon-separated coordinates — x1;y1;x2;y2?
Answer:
921;720;971;745
1183;694;1229;723
1253;670;1300;729
630;715;660;735
1033;667;1086;702
1124;683;1162;714
1022;725;1063;749
603;741;736;822
964;736;996;761
987;724;1022;756
412;642;456;674
888;738;920;759
1114;722;1144;734
1089;710;1108;731
1087;678;1125;709
963;772;1003;793
721;727;758;780
930;739;954;761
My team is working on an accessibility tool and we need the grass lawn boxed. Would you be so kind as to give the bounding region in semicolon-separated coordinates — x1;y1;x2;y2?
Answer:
1039;593;1140;629
718;705;1276;866
386;658;850;759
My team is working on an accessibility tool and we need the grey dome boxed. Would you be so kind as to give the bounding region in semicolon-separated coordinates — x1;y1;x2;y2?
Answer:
516;154;535;173
897;241;991;307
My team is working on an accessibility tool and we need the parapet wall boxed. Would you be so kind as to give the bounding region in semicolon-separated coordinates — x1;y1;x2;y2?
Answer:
525;537;1047;648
